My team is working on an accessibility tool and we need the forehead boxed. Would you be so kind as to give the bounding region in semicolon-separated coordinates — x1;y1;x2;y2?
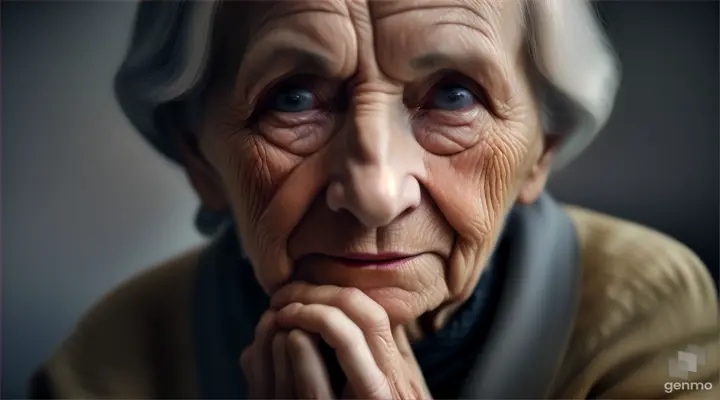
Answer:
252;0;513;19
214;0;527;100
217;0;524;53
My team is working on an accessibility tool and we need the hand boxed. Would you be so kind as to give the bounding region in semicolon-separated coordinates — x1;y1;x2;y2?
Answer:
240;282;432;399
240;310;335;399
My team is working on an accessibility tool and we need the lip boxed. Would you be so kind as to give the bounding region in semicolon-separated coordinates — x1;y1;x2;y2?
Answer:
330;253;416;269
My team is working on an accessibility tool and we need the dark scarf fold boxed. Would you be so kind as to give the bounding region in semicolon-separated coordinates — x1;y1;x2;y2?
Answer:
192;193;579;399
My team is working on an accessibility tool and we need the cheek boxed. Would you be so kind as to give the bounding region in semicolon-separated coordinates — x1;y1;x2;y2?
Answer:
202;129;309;291
422;119;534;297
206;132;297;225
424;123;531;239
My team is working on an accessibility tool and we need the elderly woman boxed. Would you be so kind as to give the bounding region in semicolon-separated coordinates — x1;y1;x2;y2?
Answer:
31;0;718;399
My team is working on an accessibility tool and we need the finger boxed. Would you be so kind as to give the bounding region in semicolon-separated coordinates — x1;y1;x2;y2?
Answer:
393;325;430;395
277;303;392;399
393;325;416;365
240;347;254;388
287;329;334;399
251;311;278;399
272;285;398;373
272;332;294;399
272;283;343;313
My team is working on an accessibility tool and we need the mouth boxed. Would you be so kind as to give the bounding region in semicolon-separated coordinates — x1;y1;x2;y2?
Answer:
329;253;417;269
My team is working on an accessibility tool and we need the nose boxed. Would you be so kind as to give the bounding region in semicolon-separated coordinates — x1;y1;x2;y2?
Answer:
326;102;423;228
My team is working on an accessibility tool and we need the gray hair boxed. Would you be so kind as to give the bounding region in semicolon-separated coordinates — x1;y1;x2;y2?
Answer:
114;0;620;234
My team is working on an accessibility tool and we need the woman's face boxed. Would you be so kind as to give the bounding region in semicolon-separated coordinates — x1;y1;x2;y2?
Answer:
188;0;554;325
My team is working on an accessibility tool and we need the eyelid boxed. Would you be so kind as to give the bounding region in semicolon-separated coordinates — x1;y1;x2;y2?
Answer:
256;74;339;113
259;76;315;106
434;75;484;100
406;70;487;109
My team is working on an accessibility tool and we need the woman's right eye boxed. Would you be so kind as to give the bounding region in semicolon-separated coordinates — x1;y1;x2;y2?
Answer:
269;86;316;113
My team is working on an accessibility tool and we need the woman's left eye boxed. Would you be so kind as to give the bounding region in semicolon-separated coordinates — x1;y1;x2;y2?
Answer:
430;84;477;111
270;87;315;113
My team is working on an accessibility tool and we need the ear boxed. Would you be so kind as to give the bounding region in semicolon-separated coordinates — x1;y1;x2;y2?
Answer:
516;134;561;205
176;133;229;212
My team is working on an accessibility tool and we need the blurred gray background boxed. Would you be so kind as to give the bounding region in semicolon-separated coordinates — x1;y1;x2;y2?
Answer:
2;1;718;398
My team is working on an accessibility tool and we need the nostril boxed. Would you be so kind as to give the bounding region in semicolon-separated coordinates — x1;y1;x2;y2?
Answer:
353;202;399;229
326;179;399;228
325;170;420;228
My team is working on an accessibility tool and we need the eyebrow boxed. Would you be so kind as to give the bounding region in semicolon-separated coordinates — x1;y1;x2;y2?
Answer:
409;51;509;102
410;52;453;71
410;51;491;72
243;46;336;84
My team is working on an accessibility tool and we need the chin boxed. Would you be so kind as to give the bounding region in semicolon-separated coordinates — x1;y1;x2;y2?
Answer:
291;254;448;325
361;286;444;326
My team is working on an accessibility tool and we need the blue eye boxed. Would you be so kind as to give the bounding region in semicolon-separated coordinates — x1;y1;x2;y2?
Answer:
432;84;476;110
271;87;314;112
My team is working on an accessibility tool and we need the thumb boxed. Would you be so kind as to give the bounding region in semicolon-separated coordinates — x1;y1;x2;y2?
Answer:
392;325;416;363
393;325;431;397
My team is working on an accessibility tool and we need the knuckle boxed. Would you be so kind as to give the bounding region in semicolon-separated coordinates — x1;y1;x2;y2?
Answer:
377;333;396;358
334;288;390;335
276;302;304;328
286;329;309;352
336;287;368;310
368;307;391;332
280;302;304;317
363;307;391;334
322;306;346;328
255;310;276;338
271;282;309;309
280;282;303;299
322;306;365;342
344;319;367;344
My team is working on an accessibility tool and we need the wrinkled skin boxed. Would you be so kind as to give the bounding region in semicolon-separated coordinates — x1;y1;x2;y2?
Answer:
180;0;556;397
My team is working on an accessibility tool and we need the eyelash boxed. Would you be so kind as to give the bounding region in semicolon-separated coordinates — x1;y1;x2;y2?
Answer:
416;74;486;109
253;72;486;118
255;75;340;115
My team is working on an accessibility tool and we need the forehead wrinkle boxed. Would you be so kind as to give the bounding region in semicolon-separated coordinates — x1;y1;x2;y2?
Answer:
243;47;334;86
242;1;351;63
408;44;510;99
371;2;501;51
369;0;521;103
251;9;351;44
237;39;338;102
234;13;354;101
214;1;351;93
258;0;349;25
370;0;500;28
369;1;503;71
238;1;352;69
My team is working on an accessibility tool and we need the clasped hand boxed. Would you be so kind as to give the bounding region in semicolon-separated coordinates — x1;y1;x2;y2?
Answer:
240;282;431;399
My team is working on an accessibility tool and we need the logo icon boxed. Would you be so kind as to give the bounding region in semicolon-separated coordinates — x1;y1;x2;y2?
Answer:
669;345;706;380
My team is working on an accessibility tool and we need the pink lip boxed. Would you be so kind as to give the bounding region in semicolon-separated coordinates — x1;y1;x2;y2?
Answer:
332;253;415;269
